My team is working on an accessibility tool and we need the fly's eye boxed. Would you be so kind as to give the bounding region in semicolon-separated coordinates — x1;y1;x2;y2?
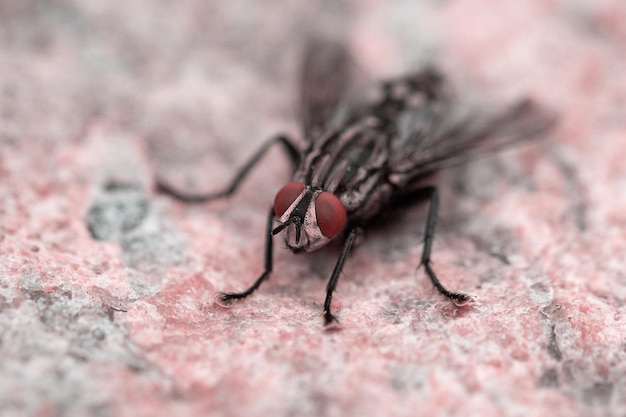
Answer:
315;192;346;238
274;182;306;217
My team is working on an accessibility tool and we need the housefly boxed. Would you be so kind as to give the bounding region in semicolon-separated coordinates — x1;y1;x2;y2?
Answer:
157;39;556;326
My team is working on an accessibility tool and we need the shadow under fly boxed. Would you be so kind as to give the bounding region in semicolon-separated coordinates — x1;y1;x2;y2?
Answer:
157;38;556;327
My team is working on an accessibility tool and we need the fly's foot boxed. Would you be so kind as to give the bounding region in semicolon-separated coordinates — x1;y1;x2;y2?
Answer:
214;292;237;308
323;310;342;330
451;292;475;307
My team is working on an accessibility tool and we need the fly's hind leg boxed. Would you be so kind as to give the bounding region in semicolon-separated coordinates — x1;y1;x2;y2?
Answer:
414;186;473;306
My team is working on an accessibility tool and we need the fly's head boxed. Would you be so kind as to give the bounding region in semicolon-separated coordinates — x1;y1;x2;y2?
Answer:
272;182;346;253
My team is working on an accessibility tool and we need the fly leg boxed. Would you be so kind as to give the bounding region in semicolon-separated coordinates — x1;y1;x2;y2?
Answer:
157;135;300;202
417;186;472;306
214;205;276;306
323;227;359;326
157;135;300;307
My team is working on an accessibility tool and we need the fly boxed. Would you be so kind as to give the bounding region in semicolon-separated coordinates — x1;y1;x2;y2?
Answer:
157;39;556;326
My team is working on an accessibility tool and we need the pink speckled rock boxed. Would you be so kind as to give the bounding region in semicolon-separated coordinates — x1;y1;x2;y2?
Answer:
1;1;625;417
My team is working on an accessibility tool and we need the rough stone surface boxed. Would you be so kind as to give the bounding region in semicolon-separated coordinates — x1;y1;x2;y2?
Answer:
1;1;625;417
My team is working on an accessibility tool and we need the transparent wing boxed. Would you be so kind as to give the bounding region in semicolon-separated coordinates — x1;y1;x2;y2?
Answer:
299;39;355;142
384;70;557;187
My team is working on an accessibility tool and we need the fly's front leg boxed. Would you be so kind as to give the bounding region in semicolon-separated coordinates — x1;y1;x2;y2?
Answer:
157;135;300;202
158;135;300;306
418;186;473;306
214;205;276;307
323;227;359;326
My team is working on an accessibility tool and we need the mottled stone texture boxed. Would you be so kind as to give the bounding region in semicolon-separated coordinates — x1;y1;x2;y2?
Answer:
1;1;625;417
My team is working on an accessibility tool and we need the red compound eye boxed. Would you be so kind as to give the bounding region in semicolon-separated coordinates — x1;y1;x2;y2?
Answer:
315;192;346;238
274;182;306;217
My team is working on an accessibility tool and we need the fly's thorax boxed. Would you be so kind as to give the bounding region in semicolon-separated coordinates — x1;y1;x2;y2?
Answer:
292;116;394;223
273;182;346;253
